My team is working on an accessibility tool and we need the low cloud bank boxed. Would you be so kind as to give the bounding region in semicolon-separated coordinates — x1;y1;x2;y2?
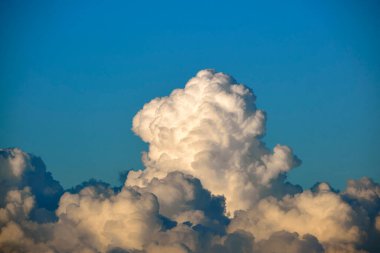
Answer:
1;70;379;252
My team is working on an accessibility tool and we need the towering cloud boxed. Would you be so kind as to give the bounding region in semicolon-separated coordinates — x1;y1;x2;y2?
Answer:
0;70;379;252
128;69;300;213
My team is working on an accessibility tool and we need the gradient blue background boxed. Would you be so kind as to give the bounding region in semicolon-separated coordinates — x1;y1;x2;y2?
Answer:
1;0;379;189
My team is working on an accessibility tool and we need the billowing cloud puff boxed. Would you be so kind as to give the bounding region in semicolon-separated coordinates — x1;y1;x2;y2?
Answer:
0;187;55;253
228;183;363;252
254;231;324;253
0;148;63;222
342;178;380;252
0;188;34;224
135;171;228;232
128;69;300;213
1;70;379;253
52;185;163;252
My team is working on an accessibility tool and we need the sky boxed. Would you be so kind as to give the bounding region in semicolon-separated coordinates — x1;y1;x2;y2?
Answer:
1;0;379;190
1;2;380;252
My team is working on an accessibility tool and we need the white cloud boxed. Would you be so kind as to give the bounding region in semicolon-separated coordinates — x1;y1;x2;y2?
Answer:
135;171;227;232
0;148;63;222
228;184;364;252
53;185;163;252
1;70;379;253
128;69;300;214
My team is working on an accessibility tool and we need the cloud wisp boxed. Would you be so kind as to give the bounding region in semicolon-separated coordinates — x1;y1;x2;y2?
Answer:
1;70;379;253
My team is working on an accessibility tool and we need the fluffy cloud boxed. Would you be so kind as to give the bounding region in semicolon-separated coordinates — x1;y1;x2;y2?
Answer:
254;231;324;253
0;148;63;222
0;187;55;253
1;70;379;253
228;183;363;252
342;178;380;252
52;185;163;252
135;171;228;232
128;69;300;213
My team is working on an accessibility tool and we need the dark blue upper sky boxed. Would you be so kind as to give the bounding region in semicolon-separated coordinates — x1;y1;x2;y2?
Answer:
1;0;379;189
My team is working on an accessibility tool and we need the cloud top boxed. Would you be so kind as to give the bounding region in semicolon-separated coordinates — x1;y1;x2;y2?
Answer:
129;69;300;213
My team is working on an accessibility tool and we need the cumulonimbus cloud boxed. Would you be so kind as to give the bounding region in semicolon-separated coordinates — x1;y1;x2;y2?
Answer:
0;70;379;253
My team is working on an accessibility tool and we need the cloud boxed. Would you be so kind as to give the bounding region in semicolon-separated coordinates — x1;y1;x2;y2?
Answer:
208;230;254;253
228;183;363;252
0;70;379;252
135;171;228;232
254;231;324;253
52;185;163;252
0;148;63;222
127;69;300;214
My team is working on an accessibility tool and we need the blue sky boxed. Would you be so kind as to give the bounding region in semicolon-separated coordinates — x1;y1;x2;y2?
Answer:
1;0;379;189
